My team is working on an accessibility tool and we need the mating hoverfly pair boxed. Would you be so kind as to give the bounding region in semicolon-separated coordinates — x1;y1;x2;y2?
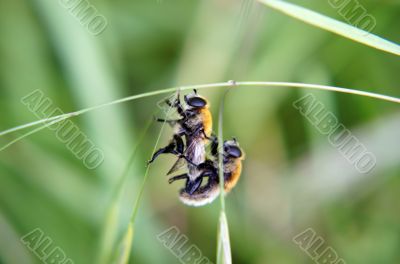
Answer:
148;90;244;206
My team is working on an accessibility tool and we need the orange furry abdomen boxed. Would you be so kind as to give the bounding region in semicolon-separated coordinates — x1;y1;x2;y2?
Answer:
200;107;212;137
224;161;242;193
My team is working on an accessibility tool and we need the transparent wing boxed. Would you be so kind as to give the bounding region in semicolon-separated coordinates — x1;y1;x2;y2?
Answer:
166;138;202;175
167;157;187;175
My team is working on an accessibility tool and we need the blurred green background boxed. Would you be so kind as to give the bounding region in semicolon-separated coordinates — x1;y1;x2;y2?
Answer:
0;0;399;263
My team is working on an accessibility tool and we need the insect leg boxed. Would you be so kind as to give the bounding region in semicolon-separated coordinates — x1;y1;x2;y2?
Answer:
191;125;203;136
202;131;215;140
166;149;197;167
198;160;217;172
201;170;218;183
186;177;203;195
179;122;193;135
176;154;197;166
154;117;180;126
182;124;203;139
210;135;219;157
147;140;177;164
168;173;188;184
166;90;186;117
147;134;190;165
174;135;184;154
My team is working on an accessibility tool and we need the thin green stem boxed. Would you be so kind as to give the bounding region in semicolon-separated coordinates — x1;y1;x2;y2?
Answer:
217;88;232;212
116;98;177;264
0;115;69;151
128;126;163;226
97;115;155;264
0;114;75;136
258;0;400;56
129;101;176;226
112;115;155;203
1;81;399;147
216;86;234;264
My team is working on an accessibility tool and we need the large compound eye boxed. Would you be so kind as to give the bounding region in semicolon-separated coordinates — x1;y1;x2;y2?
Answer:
226;146;242;158
187;97;207;108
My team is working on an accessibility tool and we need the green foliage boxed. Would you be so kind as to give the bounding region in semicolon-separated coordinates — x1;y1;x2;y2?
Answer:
0;1;399;264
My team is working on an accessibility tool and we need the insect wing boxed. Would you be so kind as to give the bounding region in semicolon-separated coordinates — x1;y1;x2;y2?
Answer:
167;157;187;175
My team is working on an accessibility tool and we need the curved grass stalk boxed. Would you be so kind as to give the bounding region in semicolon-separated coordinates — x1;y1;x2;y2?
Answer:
0;83;227;138
1;81;399;150
0;114;76;137
0;115;70;151
258;0;400;56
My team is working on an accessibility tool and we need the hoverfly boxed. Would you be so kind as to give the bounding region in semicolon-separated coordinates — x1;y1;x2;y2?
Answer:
169;138;245;206
148;89;213;192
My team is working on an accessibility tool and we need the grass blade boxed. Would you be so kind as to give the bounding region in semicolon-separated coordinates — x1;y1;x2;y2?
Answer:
0;115;70;151
97;116;154;264
114;224;134;264
113;95;177;264
216;87;232;264
258;0;400;56
217;212;232;264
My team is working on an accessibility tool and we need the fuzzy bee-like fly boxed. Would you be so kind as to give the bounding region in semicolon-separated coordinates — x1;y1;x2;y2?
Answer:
169;138;245;207
148;89;213;192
